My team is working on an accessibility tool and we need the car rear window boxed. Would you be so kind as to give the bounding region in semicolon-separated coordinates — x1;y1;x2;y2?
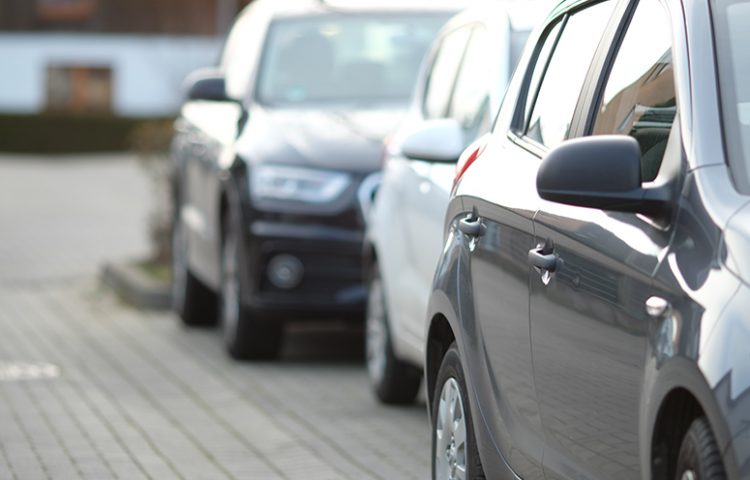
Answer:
256;14;449;106
712;0;750;193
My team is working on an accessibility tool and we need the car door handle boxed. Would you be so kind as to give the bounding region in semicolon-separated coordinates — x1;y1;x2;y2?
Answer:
459;216;485;238
528;247;558;272
646;296;672;318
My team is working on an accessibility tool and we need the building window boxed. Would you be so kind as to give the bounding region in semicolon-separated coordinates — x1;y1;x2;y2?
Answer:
35;0;98;23
46;65;112;114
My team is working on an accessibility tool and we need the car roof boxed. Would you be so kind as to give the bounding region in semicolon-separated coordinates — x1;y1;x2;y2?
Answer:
245;0;464;18
443;0;552;32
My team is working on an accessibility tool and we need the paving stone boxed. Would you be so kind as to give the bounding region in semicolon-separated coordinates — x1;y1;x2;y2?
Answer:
0;155;430;479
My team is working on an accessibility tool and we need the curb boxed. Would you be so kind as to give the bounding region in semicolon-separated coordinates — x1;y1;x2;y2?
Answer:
100;262;172;310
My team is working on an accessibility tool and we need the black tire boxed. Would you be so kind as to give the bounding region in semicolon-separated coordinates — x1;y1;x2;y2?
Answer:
220;212;283;360
365;263;422;404
172;212;217;326
674;417;727;480
431;343;485;480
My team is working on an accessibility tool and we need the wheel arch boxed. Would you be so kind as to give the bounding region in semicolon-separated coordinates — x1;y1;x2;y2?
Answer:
650;387;705;479
643;356;737;480
362;241;377;281
219;189;230;242
426;312;457;417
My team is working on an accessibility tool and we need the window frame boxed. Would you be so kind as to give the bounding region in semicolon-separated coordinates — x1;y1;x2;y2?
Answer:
420;24;475;120
506;0;631;157
584;0;679;186
447;24;495;136
583;0;662;136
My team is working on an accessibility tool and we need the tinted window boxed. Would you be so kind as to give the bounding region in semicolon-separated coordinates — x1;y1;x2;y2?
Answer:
593;0;674;182
423;27;472;119
526;0;616;148
712;0;750;193
449;27;493;141
256;15;448;105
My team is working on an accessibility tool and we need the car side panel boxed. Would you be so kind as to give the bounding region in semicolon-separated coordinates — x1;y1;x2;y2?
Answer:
399;160;455;360
530;203;669;479
427;206;522;480
176;101;242;289
645;165;747;480
370;154;426;365
455;133;545;479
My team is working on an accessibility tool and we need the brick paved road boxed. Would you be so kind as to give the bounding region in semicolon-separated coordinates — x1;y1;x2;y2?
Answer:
0;155;430;480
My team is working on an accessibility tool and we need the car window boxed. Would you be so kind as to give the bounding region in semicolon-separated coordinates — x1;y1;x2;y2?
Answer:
525;0;617;149
517;21;563;133
593;0;674;182
423;27;472;119
256;14;448;105
711;0;750;193
449;26;492;142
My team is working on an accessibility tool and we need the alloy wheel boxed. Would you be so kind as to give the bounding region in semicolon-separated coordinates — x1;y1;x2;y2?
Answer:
435;377;467;480
365;276;387;385
221;229;240;344
171;218;188;311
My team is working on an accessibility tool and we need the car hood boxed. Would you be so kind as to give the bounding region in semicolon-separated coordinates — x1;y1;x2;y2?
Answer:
723;201;750;285
235;104;407;174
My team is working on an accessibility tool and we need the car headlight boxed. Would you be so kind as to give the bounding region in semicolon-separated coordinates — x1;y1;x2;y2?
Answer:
250;164;351;204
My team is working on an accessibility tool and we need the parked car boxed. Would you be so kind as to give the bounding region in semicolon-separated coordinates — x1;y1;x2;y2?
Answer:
361;2;538;404
171;0;456;359
425;0;750;478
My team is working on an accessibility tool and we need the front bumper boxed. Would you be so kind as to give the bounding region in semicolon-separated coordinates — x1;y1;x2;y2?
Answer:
240;219;366;319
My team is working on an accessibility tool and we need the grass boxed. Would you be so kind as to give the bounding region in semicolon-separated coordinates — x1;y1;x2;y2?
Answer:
134;259;172;285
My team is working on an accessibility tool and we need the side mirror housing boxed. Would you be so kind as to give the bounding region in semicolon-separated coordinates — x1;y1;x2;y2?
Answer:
184;69;229;102
400;118;464;163
537;135;670;217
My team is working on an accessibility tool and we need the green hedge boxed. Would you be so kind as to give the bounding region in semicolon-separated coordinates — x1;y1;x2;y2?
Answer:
0;113;175;154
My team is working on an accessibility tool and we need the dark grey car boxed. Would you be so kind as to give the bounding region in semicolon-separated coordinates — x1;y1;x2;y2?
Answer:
425;0;750;479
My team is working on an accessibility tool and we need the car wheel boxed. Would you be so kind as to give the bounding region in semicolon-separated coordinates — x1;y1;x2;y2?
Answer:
172;212;217;326
365;263;421;404
220;213;283;360
432;343;485;480
674;417;726;480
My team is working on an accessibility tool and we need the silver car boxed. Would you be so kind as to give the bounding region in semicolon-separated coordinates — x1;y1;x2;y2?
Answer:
362;2;538;404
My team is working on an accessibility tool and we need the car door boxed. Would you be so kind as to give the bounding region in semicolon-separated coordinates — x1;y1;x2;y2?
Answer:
384;25;472;350
178;100;242;284
457;2;618;477
527;1;678;478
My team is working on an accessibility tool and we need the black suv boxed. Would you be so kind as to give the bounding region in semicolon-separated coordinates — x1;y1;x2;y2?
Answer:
171;0;454;359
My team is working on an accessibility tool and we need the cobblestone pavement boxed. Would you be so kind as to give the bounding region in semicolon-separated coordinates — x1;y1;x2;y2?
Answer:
0;155;430;480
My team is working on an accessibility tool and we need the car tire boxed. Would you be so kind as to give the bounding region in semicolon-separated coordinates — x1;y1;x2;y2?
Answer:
365;263;422;404
674;416;726;480
220;212;283;360
432;342;485;480
172;211;217;326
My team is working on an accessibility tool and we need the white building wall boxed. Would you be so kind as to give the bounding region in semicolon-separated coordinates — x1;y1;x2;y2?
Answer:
0;34;223;117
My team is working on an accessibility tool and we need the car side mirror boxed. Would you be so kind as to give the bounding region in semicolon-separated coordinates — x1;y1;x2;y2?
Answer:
537;135;670;217
184;69;230;102
401;118;464;163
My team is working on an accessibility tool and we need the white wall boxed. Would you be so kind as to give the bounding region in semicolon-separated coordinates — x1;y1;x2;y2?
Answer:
0;34;223;117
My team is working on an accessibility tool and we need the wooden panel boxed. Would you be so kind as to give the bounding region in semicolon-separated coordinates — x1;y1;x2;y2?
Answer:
0;0;246;34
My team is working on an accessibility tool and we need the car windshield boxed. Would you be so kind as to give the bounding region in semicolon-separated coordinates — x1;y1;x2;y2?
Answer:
255;14;449;106
712;0;750;193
